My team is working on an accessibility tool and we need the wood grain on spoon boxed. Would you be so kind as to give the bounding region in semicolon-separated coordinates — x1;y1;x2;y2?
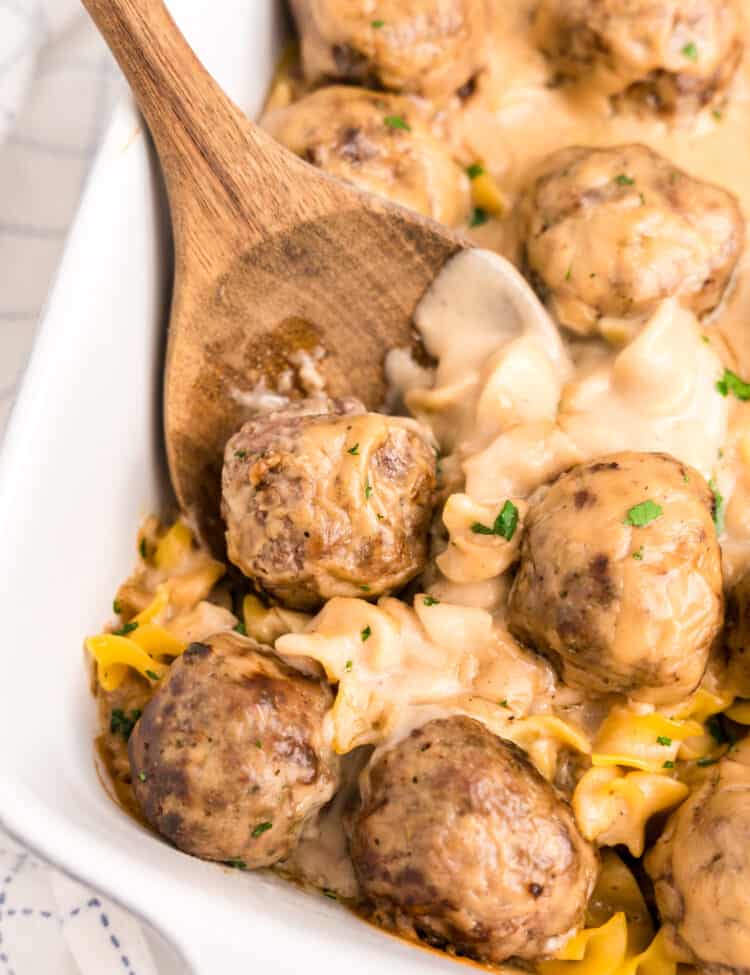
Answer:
80;0;466;552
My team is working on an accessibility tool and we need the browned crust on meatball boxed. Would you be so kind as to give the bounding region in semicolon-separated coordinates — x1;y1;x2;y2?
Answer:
350;716;597;964
508;451;723;704
534;0;744;114
261;86;470;224
645;751;750;973
129;632;340;867
517;143;744;336
288;0;488;99
221;398;437;610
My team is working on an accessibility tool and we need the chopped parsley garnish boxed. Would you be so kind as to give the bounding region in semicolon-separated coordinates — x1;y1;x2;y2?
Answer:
423;596;440;606
234;622;247;635
345;660;353;672
360;584;371;592
234;449;247;460
226;859;247;870
702;335;711;344
376;513;384;521
323;889;338;900
709;478;725;534
467;163;485;179
565;261;573;282
639;192;646;206
113;621;139;637
499;700;510;709
365;481;373;499
470;500;519;541
470;207;489;228
716;368;750;400
707;715;735;746
255;740;263;749
113;599;122;615
145;669;160;681
138;771;147;782
632;547;644;561
697;757;718;767
682;41;699;62
110;708;142;740
361;626;372;642
657;735;673;747
712;108;723;121
663;760;676;769
624;500;663;527
347;443;360;455
371;19;385;28
384;114;410;131
252;822;273;838
615;173;635;187
139;538;148;559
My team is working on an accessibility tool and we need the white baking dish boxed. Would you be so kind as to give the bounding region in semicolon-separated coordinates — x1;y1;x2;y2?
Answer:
0;2;461;972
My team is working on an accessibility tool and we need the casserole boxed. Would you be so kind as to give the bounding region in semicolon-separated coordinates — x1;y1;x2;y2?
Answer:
0;1;457;971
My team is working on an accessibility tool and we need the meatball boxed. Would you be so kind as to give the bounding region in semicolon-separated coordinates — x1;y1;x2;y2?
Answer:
646;749;750;971
350;716;597;964
129;632;340;867
726;571;750;697
518;144;744;336
534;0;743;113
222;398;437;611
508;452;723;704
262;86;470;225
288;0;487;99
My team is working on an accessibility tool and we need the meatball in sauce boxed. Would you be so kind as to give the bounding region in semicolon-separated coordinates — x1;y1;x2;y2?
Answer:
129;632;340;867
222;397;437;610
350;716;597;964
518;143;744;337
508;452;723;704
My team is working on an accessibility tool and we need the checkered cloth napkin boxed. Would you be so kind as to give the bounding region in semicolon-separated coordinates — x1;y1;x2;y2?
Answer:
0;1;161;971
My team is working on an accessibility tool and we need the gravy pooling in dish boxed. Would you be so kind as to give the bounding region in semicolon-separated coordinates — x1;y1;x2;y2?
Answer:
87;2;750;972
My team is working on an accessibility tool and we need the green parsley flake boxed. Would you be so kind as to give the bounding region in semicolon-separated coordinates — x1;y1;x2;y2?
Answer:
252;822;273;838
360;585;371;592
702;335;711;345
657;735;673;747
470;500;519;541
624;500;663;527
145;669;161;682
565;261;573;282
113;621;139;637
110;708;142;741
234;449;247;460
470;207;489;228
682;41;699;62
234;622;248;636
709;478;725;534
632;547;644;561
255;740;263;749
347;444;360;455
227;859;247;870
371;19;385;28
712;108;723;121
499;700;509;709
323;889;338;900
113;599;122;615
365;481;373;499
467;163;485;179
697;757;718;767
345;660;353;672
423;596;440;606
615;173;635;186
663;760;675;769
716;368;750;400
138;771;147;782
139;538;148;559
361;626;372;642
384;114;410;131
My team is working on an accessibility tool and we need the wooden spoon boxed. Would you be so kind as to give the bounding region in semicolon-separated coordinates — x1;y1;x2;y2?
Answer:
80;0;466;552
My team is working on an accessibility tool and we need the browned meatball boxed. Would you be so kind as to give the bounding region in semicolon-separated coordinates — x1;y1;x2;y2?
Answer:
262;86;470;224
726;571;750;698
222;398;436;611
646;748;750;971
288;0;488;99
534;0;743;113
129;632;340;867
518;144;744;336
350;716;597;964
508;452;723;704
